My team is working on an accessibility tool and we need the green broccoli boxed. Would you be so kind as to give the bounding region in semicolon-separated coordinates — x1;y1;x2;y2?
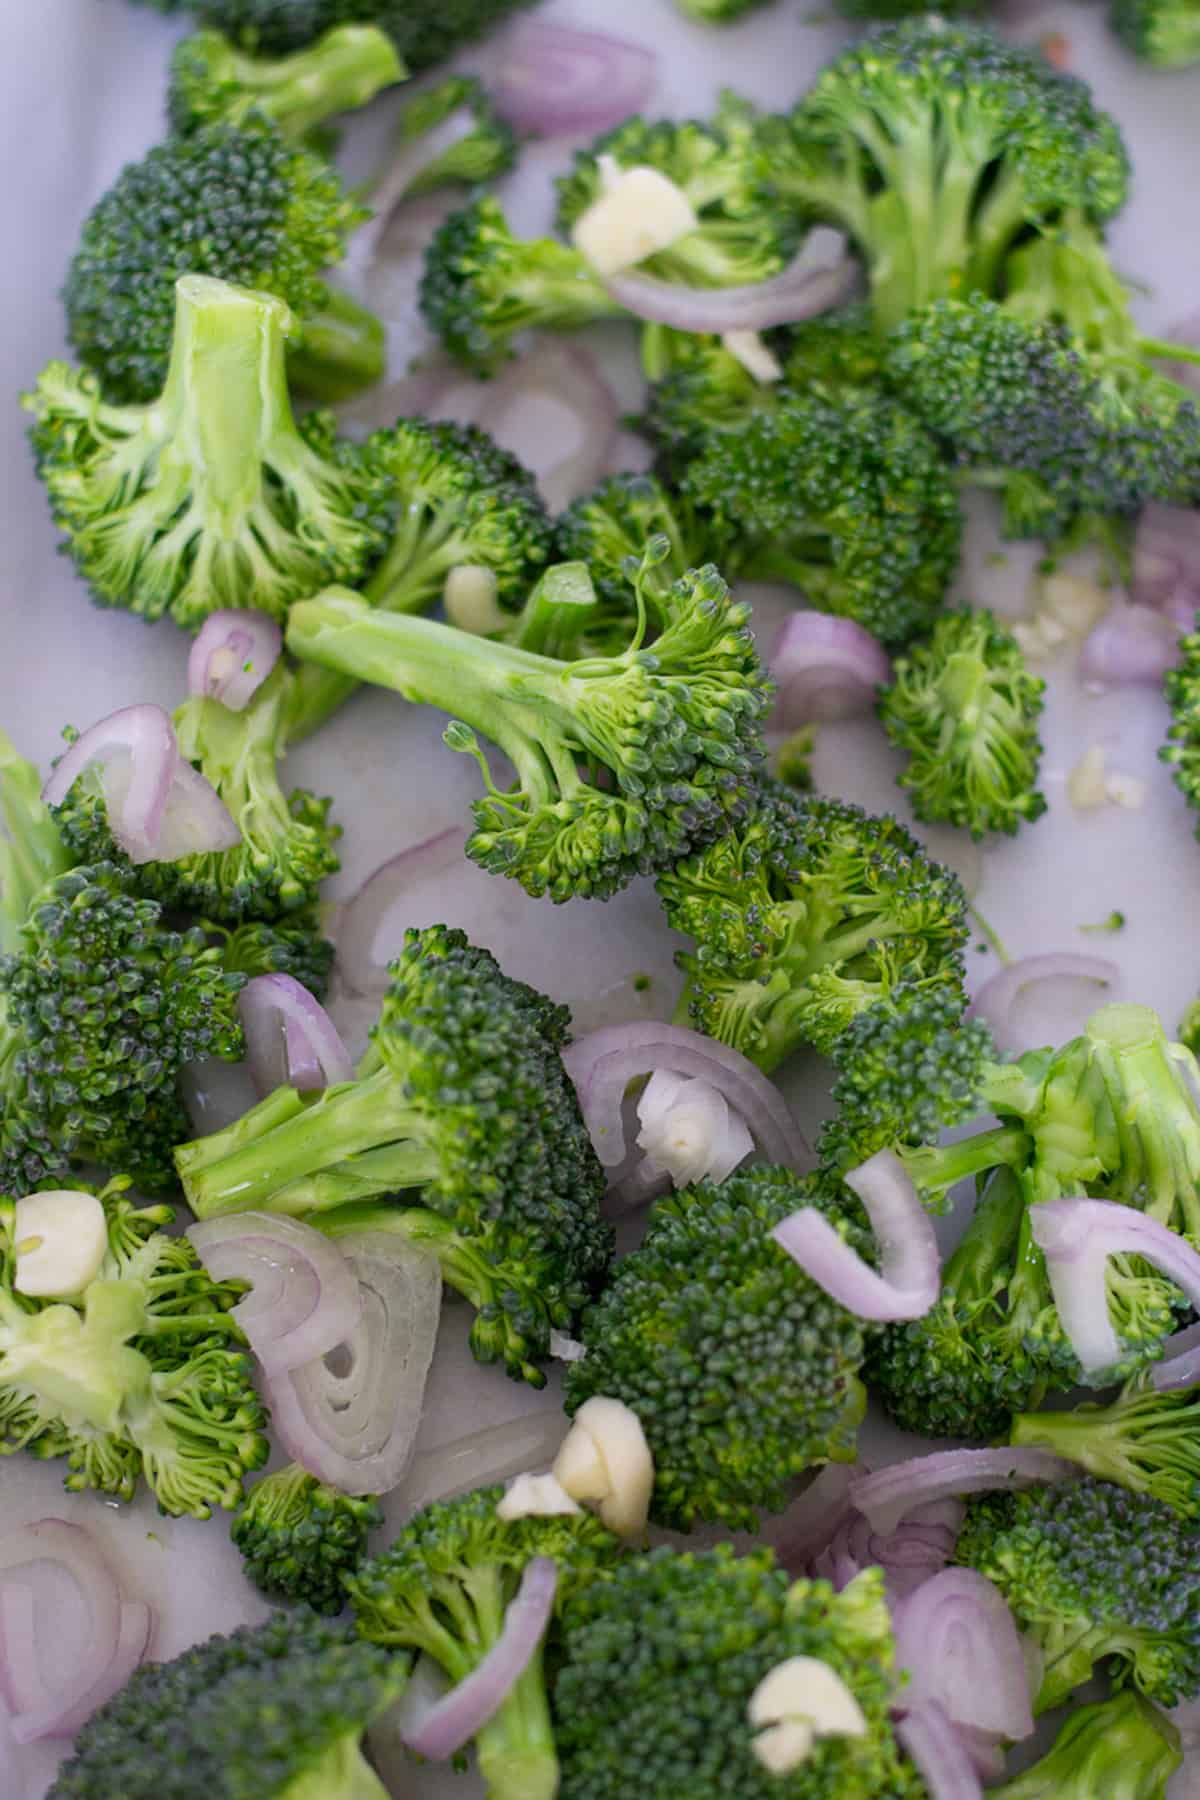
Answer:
421;195;624;374
763;19;1130;330
878;608;1047;838
176;924;612;1384
554;1551;920;1800
26;275;389;632
285;550;771;903
565;1167;869;1531
659;785;971;1071
1161;619;1200;825
384;76;517;197
205;911;336;1001
176;0;536;71
349;1485;620;1800
47;1607;405;1799
955;1478;1200;1710
61;116;379;406
989;1690;1182;1800
673;0;778;17
678;379;963;647
0;728;246;1194
554;104;792;293
54;667;341;923
232;1462;381;1611
1112;0;1200;64
167;24;405;139
0;1176;268;1516
1011;1380;1200;1520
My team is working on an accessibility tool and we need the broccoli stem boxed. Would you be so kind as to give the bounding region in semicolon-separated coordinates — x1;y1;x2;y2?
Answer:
1011;1385;1200;1518
474;1642;560;1800
227;26;406;141
1085;1003;1200;1233
287;281;386;403
0;728;73;953
278;1733;392;1800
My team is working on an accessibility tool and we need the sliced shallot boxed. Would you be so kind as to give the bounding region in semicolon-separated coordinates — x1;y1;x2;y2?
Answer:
896;1702;984;1800
769;613;892;728
330;827;469;997
398;1413;571;1517
850;1447;1078;1536
1133;503;1200;631
238;974;354;1097
476;341;618;513
892;1568;1034;1744
1153;1319;1200;1393
42;705;179;862
187;1212;362;1378
811;1500;963;1603
634;1069;755;1189
772;1150;939;1323
490;22;657;136
187;610;282;710
967;953;1118;1056
604;231;856;334
1078;603;1181;689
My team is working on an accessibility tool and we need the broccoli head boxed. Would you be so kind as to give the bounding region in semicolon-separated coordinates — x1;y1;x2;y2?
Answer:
26;275;388;632
1011;1380;1200;1521
554;1551;920;1800
956;1477;1200;1710
420;196;624;373
1162;618;1200;824
62;116;372;405
232;1462;381;1611
1112;0;1200;64
678;379;962;647
989;1690;1182;1800
349;1484;620;1800
386;76;517;197
180;0;536;72
764;18;1130;329
48;1607;405;1800
204;911;336;1002
0;1176;268;1516
167;24;405;139
176;924;613;1384
878;607;1047;838
641;329;779;467
659;784;971;1071
286;550;771;903
566;1167;869;1531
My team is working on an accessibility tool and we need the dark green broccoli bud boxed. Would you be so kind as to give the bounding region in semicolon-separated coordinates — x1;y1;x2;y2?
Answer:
659;785;971;1072
386;76;517;196
232;1462;381;1612
286;551;771;903
177;924;612;1384
181;0;536;72
764;18;1130;329
878;608;1047;838
205;912;336;1001
349;1484;619;1800
679;380;962;647
167;24;405;139
420;195;624;374
0;1176;268;1516
54;666;341;924
1162;619;1200;825
555;104;793;293
61;116;372;405
1112;0;1200;64
990;1690;1181;1800
47;1606;405;1799
566;1167;869;1531
956;1478;1200;1710
1011;1381;1200;1521
26;276;388;632
554;1551;920;1800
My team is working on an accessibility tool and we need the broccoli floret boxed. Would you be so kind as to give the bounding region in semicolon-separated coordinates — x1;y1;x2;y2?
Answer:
989;1690;1182;1800
1011;1381;1200;1521
673;0;778;17
26;275;388;632
678;380;962;647
878;608;1047;838
640;330;779;468
54;666;341;923
956;1478;1200;1709
554;1551;920;1800
62;116;373;405
1112;0;1200;63
386;76;517;196
1162;619;1200;822
555;104;792;293
349;1485;619;1800
167;24;404;139
764;18;1129;330
421;195;624;374
48;1607;405;1800
180;0;536;72
232;1462;381;1611
566;1167;869;1531
205;912;336;1001
659;786;971;1071
0;1176;268;1516
176;924;612;1384
286;551;770;903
